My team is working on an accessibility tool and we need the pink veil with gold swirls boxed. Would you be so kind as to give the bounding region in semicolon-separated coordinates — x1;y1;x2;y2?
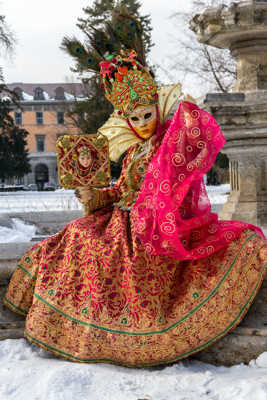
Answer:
132;101;264;260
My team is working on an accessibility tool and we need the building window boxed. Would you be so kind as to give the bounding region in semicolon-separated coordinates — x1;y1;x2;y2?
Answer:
55;87;65;100
14;112;22;125
35;163;49;190
36;135;45;152
36;112;43;125
14;87;24;100
57;112;64;125
34;87;44;100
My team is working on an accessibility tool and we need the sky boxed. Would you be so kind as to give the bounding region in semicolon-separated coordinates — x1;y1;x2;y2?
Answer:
0;0;189;85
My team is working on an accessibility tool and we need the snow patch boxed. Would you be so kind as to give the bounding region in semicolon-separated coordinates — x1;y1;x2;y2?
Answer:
0;340;266;400
43;90;50;100
2;96;11;101
0;218;36;243
206;184;230;205
0;185;229;214
0;191;82;213
64;92;75;100
256;352;267;368
22;91;33;101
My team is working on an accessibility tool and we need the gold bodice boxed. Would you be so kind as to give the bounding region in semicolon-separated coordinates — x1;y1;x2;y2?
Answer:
115;137;161;210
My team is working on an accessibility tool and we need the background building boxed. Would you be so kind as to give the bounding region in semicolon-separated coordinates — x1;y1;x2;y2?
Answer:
6;82;85;189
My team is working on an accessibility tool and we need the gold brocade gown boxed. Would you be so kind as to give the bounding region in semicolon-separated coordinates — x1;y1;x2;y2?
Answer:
3;135;267;367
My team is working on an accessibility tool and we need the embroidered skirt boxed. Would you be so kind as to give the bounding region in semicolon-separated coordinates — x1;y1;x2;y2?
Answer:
4;205;267;367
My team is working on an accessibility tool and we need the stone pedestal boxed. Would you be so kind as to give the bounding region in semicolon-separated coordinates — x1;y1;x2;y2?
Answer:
190;1;267;363
201;91;267;225
220;156;267;226
194;277;267;366
190;0;267;92
190;0;267;225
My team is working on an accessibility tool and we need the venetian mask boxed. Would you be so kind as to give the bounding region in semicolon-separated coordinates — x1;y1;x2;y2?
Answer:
128;105;157;140
78;147;92;169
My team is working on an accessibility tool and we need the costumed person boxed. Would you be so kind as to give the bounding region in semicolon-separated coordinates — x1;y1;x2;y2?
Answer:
4;9;267;367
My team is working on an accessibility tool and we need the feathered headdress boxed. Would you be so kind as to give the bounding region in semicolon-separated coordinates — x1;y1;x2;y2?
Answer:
62;6;158;117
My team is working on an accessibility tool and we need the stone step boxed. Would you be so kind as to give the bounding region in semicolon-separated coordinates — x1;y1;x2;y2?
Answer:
0;242;32;282
0;328;25;340
232;326;267;338
0;321;25;329
0;321;25;340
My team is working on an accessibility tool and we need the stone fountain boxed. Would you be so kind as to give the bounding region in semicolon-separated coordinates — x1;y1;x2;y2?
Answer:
191;0;267;227
189;0;267;365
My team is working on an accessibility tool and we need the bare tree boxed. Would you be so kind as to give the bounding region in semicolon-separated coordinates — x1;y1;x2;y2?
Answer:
0;14;16;81
0;15;15;53
161;0;236;97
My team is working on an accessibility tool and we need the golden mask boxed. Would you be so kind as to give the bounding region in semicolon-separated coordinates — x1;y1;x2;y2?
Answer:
128;105;157;140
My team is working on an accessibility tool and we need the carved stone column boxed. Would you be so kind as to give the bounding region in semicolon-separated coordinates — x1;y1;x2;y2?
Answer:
220;153;267;225
188;0;267;366
190;0;267;225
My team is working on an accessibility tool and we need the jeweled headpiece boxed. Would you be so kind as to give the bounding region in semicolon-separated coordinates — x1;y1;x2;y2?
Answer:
99;50;158;117
62;7;158;117
78;145;91;156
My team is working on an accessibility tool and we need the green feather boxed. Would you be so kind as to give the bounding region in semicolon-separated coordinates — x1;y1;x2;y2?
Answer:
110;6;146;66
61;5;147;75
61;37;102;73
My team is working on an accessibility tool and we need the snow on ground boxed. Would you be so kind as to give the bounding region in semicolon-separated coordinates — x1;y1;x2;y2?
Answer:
0;185;230;243
0;339;267;400
206;184;230;205
0;190;82;213
0;185;229;214
0;218;36;243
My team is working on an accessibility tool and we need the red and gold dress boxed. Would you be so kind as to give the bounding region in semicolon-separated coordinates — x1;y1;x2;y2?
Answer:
4;113;267;366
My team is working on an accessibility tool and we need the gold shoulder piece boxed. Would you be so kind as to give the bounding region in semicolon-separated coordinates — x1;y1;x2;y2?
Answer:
98;83;188;162
98;111;142;162
158;83;183;124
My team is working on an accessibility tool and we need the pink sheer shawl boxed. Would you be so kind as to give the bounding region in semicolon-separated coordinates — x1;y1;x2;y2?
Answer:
132;101;264;260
